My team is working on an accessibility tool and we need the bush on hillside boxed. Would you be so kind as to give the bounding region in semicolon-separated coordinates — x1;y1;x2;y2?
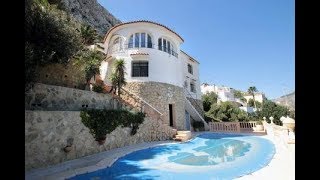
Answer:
205;101;249;122
256;100;290;125
80;109;145;141
202;92;218;112
25;0;83;90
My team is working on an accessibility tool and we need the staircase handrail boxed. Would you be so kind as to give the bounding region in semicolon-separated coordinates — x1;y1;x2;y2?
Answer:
121;87;163;116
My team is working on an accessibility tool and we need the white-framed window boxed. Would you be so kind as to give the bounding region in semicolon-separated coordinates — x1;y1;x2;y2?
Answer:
190;82;196;93
128;33;153;48
188;64;193;74
158;37;178;57
132;61;149;77
184;80;188;88
111;37;124;52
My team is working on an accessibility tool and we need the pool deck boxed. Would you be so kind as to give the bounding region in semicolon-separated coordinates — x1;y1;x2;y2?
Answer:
25;132;295;180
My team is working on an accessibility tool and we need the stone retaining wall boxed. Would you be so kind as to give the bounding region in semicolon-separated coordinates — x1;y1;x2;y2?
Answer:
25;83;121;111
25;110;176;171
35;62;87;89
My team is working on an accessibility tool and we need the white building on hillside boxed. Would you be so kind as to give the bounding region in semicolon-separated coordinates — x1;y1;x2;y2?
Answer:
201;83;237;103
243;92;266;103
100;20;206;131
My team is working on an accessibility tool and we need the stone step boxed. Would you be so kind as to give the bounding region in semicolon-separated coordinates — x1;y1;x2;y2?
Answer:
177;131;191;135
174;131;192;142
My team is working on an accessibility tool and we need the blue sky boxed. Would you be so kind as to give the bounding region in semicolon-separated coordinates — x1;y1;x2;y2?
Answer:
98;0;295;99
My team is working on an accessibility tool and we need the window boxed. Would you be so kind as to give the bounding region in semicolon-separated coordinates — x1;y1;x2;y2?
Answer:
188;64;193;74
128;35;133;48
112;37;123;52
147;34;152;48
134;33;140;48
190;82;196;93
141;33;146;48
132;62;148;77
128;33;153;49
158;38;162;51
158;38;177;57
184;80;188;88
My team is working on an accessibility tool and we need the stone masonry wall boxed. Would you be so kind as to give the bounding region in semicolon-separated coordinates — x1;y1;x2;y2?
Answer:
25;83;121;111
187;97;204;117
25;111;176;171
35;62;87;90
124;82;186;130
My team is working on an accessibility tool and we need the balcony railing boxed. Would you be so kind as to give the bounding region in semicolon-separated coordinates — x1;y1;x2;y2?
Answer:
208;121;266;133
107;44;179;58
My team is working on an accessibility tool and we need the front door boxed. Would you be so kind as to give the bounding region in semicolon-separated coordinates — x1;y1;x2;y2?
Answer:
169;104;174;127
185;110;191;130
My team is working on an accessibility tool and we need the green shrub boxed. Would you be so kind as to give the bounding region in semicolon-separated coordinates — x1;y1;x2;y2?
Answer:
256;120;263;125
25;0;83;90
80;109;145;140
204;114;212;123
92;83;104;93
202;92;218;112
205;101;249;122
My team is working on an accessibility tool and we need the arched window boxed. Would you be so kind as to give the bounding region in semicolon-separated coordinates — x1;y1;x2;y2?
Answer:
128;35;133;48
111;37;123;52
157;38;177;57
134;33;140;48
147;34;152;48
128;33;153;49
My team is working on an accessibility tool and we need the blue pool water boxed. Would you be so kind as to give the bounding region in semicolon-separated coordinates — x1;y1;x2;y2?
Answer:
69;133;275;180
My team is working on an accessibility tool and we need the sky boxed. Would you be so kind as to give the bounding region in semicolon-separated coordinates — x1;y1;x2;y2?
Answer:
98;0;295;99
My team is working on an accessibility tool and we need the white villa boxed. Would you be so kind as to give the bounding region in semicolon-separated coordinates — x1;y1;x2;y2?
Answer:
100;20;206;131
243;92;266;103
201;83;267;113
201;83;239;103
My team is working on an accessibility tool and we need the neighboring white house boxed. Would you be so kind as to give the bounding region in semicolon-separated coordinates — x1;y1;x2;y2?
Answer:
239;106;255;113
243;92;266;103
201;83;237;103
101;20;206;131
200;83;267;113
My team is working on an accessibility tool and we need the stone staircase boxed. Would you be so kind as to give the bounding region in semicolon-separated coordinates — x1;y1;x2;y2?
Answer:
184;96;210;131
173;131;192;142
120;87;177;138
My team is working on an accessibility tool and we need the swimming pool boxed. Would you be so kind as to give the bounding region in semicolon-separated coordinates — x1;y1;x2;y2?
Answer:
69;133;275;180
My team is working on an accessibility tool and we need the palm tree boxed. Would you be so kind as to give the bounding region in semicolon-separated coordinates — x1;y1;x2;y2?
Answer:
80;25;97;45
110;59;126;97
73;49;104;88
247;86;258;109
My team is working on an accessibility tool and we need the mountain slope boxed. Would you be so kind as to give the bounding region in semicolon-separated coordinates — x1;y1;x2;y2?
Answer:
58;0;121;35
273;91;295;110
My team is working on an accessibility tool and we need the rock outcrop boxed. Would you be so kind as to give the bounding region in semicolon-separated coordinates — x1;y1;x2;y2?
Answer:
273;91;295;110
58;0;121;35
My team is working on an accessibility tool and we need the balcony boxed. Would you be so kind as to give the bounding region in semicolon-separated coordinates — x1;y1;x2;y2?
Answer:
107;43;179;58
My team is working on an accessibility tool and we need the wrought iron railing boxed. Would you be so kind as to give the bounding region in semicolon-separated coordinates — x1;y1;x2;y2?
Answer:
106;44;179;58
184;87;204;116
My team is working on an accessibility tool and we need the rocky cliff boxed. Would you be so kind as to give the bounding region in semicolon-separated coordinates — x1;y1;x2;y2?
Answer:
58;0;121;35
273;91;295;110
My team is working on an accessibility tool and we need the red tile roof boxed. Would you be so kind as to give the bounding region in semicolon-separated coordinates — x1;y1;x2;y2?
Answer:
130;53;149;56
103;20;184;42
180;50;200;64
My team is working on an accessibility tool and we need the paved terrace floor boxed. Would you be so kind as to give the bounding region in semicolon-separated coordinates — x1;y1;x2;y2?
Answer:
25;132;295;180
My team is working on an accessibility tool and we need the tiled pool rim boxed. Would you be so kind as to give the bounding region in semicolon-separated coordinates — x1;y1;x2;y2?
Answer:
68;132;275;179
